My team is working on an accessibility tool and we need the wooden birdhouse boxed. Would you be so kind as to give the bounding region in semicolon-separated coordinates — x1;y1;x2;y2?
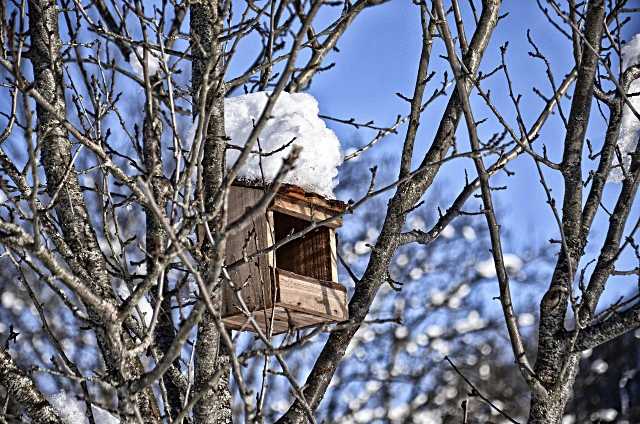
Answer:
222;182;349;334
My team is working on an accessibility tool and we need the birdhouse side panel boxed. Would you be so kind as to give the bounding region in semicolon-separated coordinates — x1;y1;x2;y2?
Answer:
329;229;338;282
223;186;275;317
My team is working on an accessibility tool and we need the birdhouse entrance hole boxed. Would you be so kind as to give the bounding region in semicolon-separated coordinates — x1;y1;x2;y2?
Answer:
221;183;348;335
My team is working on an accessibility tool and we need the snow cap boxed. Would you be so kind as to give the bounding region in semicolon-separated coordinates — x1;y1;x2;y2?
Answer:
224;91;342;198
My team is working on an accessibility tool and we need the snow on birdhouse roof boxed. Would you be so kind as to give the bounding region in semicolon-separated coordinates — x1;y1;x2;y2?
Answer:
223;91;343;199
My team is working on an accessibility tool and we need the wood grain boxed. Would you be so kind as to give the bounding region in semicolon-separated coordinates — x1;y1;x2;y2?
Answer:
223;186;275;317
276;269;348;320
274;212;332;281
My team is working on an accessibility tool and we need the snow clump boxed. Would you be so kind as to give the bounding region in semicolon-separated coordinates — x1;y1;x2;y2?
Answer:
223;91;342;198
49;392;119;424
130;46;165;77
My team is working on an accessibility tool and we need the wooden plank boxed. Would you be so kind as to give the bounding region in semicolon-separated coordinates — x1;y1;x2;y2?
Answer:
271;197;342;228
255;307;293;335
232;181;348;215
329;229;338;283
276;268;346;292
223;307;294;335
222;307;329;334
286;310;325;327
223;186;275;317
276;184;348;214
276;268;348;321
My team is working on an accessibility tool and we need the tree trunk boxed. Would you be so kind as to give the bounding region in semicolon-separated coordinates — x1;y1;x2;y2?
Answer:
528;359;579;424
28;1;160;421
529;395;569;424
142;74;184;419
191;1;232;423
276;2;502;422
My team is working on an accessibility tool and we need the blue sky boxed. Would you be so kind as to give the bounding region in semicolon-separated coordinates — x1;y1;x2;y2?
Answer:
115;0;635;278
1;0;638;409
244;1;640;305
3;0;637;349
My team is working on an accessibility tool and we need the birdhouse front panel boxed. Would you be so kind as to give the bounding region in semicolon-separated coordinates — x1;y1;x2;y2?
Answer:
222;183;348;334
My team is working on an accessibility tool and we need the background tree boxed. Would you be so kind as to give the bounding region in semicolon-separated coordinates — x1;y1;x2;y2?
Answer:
0;1;639;424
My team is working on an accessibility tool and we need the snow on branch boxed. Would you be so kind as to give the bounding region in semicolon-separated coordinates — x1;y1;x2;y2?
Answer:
49;392;119;424
611;33;640;182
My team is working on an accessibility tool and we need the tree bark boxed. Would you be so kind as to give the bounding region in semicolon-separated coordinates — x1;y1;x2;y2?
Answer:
191;1;232;423
530;0;606;422
0;349;62;424
528;354;579;424
28;1;160;421
142;73;184;419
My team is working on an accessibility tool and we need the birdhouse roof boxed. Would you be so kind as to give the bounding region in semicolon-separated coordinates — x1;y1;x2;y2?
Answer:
232;180;348;226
